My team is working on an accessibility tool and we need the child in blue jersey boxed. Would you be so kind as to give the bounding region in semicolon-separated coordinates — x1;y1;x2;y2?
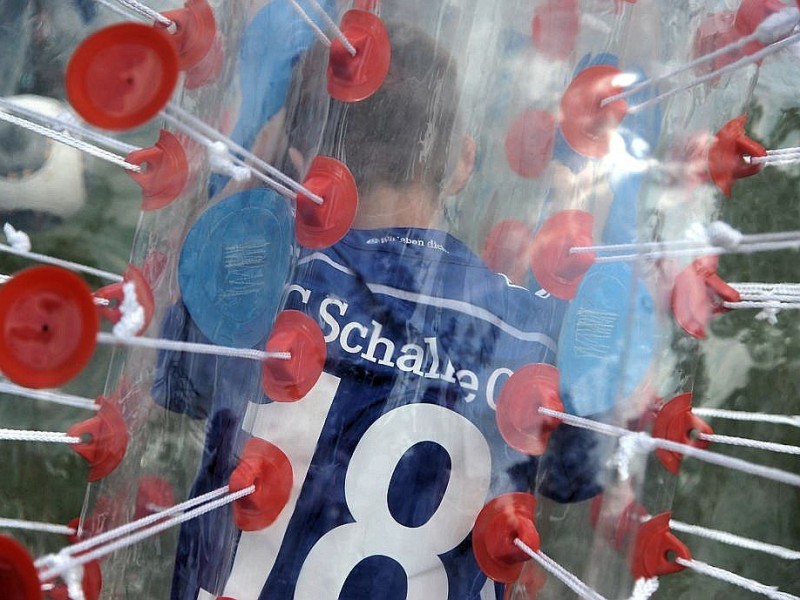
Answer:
160;18;601;600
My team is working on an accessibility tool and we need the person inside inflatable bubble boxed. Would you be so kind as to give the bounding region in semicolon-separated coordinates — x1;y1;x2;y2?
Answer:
158;16;603;600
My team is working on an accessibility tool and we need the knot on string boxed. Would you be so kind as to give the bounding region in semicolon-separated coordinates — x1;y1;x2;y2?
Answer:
207;140;250;182
706;221;743;251
3;223;31;252
756;7;800;44
755;306;781;325
611;432;655;480
111;281;145;338
629;577;660;600
49;551;85;600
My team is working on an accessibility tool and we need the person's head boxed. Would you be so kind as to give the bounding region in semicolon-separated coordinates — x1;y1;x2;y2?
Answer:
284;20;474;226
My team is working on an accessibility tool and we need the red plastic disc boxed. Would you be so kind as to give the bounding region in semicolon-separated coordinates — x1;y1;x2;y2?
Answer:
94;264;155;335
671;256;740;340
185;33;224;90
134;476;176;520
590;494;649;552
651;393;713;475
66;23;179;131
505;109;556;179
735;0;786;56
631;513;691;580
472;493;539;584
126;129;189;210
230;437;293;531
296;156;358;249
531;0;579;61
161;0;217;71
327;9;391;103
261;310;326;402
495;363;563;456
0;536;41;600
708;115;765;197
67;397;129;482
0;266;98;389
481;220;534;286
559;65;628;158
529;210;595;300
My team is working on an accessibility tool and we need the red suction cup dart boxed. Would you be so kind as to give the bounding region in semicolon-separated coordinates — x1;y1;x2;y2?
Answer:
531;0;579;61
185;33;224;90
126;130;189;210
651;393;713;475
230;437;293;531
66;23;179;131
327;9;391;103
134;476;176;520
472;493;540;584
0;535;42;600
43;560;102;600
708;116;766;197
481;219;534;286
671;256;740;339
67;398;129;482
505;109;556;179
0;266;98;389
559;65;628;158
496;363;563;456
295;156;358;249
94;265;156;335
160;0;217;71
590;494;649;552
530;210;595;300
631;513;691;579
261;310;326;402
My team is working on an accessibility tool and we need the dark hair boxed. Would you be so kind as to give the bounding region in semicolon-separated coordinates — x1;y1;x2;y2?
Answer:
285;21;461;194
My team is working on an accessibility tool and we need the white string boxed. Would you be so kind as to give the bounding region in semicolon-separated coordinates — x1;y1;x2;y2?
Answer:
37;485;255;581
0;109;142;172
0;98;139;155
0;429;81;444
307;0;357;55
750;153;800;166
731;283;800;298
513;538;607;600
163;105;324;205
670;520;800;561
0;243;124;282
114;0;174;29
0;518;76;536
288;0;333;48
693;407;800;429
0;380;99;412
675;557;799;600
538;408;800;488
93;0;140;21
697;432;800;456
626;29;800;115
629;578;659;600
96;331;291;362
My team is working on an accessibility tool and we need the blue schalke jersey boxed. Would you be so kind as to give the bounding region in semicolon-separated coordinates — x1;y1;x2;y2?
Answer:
162;227;601;600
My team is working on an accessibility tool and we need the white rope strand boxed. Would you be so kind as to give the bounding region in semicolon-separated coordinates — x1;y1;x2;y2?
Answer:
0;518;76;536
0;429;81;444
513;538;607;600
0;109;142;172
669;520;800;561
626;29;800;115
692;408;800;429
0;243;124;282
115;0;174;29
37;485;255;581
308;0;357;55
0;381;99;412
288;0;333;48
96;331;291;362
538;408;800;488
697;432;800;455
163;105;325;205
675;558;799;600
